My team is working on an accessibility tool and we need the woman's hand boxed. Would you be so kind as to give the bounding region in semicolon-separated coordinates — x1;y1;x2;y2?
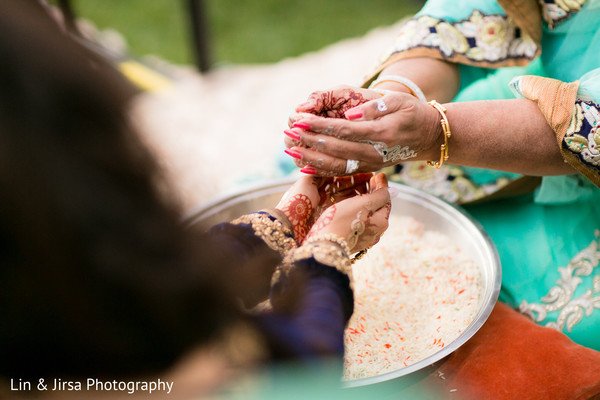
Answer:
284;92;444;176
288;85;381;124
306;173;392;253
276;173;375;243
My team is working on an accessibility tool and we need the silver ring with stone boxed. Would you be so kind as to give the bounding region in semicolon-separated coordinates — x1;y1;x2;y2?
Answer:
345;159;359;174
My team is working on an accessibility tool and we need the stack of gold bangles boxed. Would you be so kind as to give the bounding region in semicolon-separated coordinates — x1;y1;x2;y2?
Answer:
426;100;451;169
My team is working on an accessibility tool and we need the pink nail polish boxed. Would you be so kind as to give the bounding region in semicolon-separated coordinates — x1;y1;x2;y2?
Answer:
345;109;363;120
284;129;301;140
300;167;316;175
284;149;302;160
293;122;311;130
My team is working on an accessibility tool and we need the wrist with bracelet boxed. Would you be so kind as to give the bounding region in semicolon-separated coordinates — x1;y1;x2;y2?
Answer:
278;237;354;288
305;233;351;256
231;209;297;255
426;100;451;169
305;233;369;264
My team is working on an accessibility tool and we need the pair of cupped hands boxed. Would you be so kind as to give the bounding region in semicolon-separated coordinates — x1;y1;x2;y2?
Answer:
276;172;392;254
283;85;441;175
275;85;437;254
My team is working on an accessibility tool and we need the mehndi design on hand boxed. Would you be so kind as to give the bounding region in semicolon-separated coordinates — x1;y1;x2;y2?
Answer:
306;88;370;119
364;140;418;163
306;205;336;241
279;193;314;243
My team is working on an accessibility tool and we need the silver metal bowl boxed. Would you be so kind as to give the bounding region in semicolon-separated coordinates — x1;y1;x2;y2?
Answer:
185;177;501;388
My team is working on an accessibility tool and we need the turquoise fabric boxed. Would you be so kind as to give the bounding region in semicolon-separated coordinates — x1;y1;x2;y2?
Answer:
437;1;600;350
579;68;600;103
540;1;600;82
417;0;505;21
276;0;600;353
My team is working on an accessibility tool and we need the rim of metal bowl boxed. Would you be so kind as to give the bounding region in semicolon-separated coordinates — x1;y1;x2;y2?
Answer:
184;176;501;388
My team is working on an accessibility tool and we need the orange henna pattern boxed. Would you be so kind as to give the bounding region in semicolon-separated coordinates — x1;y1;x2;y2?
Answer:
307;205;337;242
281;194;313;243
383;202;392;221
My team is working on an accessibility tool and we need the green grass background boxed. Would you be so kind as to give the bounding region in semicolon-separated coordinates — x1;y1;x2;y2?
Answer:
54;0;421;66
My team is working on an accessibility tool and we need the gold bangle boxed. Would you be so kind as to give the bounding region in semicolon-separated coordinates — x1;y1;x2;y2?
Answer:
426;100;451;169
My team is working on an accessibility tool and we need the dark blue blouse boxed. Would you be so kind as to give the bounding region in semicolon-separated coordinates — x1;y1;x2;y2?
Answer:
208;219;353;361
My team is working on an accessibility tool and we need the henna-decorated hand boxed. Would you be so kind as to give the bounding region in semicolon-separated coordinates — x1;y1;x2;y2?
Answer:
290;85;380;122
306;173;392;253
283;86;381;177
276;173;375;244
284;91;443;176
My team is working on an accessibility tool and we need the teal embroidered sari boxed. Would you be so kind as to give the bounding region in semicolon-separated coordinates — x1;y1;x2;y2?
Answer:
382;0;600;350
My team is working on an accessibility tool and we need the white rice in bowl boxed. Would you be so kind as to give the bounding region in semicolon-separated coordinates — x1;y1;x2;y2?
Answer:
343;214;483;380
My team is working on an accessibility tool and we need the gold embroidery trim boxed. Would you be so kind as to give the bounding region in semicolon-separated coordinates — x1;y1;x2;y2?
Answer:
512;75;600;187
561;100;600;188
231;212;297;255
362;10;539;85
277;241;353;289
513;75;580;142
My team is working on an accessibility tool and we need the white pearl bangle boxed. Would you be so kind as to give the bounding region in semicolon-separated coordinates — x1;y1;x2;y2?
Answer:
305;233;351;256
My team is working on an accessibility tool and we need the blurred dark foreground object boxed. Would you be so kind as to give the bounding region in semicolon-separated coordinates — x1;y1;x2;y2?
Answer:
0;0;240;381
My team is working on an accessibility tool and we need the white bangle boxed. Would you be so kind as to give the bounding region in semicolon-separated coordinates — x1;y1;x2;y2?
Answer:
370;88;393;97
369;75;427;103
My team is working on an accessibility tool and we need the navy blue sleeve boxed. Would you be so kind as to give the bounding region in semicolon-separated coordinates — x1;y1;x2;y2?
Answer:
255;259;353;360
208;218;353;361
207;221;282;308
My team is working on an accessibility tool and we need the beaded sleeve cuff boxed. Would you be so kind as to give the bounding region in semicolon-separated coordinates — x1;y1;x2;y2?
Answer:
231;209;297;255
276;241;353;288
